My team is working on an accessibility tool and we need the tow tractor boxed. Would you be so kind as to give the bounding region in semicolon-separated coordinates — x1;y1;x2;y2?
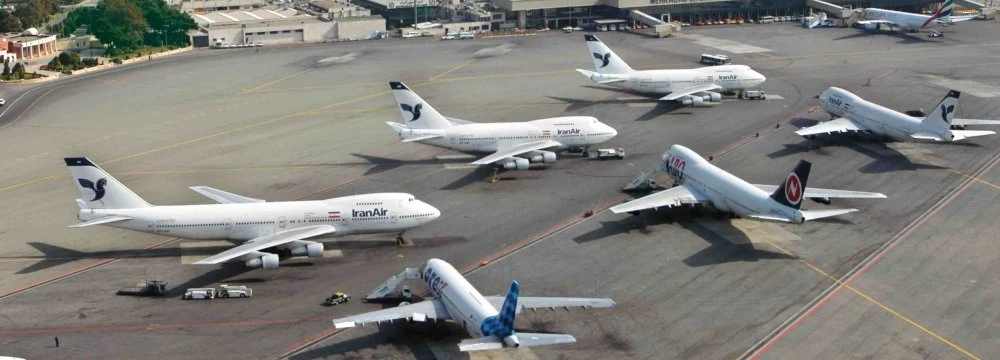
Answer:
324;292;351;306
595;148;625;160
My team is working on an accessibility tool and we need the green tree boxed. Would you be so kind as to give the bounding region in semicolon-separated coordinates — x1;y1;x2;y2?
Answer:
47;56;62;71
11;62;24;80
0;10;23;32
1;61;9;81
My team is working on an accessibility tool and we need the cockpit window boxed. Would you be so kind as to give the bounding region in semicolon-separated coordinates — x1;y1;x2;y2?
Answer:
409;198;414;202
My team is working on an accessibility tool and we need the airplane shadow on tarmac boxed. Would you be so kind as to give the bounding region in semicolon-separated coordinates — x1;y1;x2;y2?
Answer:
831;30;949;45
573;208;795;267
770;118;961;173
289;321;463;360
351;153;548;189
547;92;695;121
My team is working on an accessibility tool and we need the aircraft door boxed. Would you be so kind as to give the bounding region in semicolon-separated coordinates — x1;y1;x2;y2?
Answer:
225;218;233;231
278;216;287;229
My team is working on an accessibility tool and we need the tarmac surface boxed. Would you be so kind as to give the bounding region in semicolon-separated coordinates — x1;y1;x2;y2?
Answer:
1;20;999;360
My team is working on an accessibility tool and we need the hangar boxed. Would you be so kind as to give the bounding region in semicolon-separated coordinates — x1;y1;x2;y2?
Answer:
189;8;386;47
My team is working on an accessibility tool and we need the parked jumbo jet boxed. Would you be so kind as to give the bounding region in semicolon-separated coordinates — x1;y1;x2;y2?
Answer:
385;82;618;170
797;87;1000;142
610;145;886;223
857;0;976;33
576;35;766;107
65;158;440;269
334;258;615;351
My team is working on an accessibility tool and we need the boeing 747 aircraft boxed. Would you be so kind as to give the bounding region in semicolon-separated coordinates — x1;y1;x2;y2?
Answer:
797;88;1000;142
334;258;615;351
610;145;886;223
385;82;618;170
857;0;976;33
65;158;440;268
576;35;766;107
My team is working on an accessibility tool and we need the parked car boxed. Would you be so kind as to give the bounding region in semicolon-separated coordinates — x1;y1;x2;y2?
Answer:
442;34;456;40
324;292;351;306
0;98;6;106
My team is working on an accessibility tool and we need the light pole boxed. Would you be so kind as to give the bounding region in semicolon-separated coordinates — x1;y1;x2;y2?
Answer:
163;24;170;46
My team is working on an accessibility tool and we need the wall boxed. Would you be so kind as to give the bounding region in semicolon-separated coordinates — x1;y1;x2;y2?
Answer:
335;17;387;40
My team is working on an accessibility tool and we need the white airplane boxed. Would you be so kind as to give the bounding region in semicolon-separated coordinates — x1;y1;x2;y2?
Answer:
385;82;618;170
610;145;886;223
65;157;440;268
797;87;1000;141
575;35;767;107
857;0;976;33
333;258;615;351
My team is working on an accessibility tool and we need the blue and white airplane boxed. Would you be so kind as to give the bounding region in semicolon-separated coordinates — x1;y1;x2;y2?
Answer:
334;258;615;351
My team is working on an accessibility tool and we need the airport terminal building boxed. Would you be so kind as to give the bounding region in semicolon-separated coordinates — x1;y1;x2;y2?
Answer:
492;0;944;29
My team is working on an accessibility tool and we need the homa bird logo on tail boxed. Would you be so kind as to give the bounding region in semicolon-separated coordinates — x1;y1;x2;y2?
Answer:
940;104;955;124
593;52;611;68
401;103;423;122
78;178;107;201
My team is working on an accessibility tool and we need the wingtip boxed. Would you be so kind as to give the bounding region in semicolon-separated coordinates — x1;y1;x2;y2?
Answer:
389;82;409;90
584;34;599;41
333;321;357;329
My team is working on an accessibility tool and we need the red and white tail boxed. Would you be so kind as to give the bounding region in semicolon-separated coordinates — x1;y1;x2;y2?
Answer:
770;160;811;210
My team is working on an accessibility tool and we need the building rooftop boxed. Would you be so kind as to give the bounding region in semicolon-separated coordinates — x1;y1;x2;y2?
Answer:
192;8;311;27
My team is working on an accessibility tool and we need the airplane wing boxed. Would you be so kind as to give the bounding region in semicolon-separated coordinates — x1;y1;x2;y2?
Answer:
609;184;710;214
953;118;1000;126
189;186;265;204
458;333;576;351
795;117;867;136
484;296;616;313
660;84;723;101
193;225;336;265
69;215;131;228
333;299;451;328
753;185;887;199
470;140;563;165
856;19;896;26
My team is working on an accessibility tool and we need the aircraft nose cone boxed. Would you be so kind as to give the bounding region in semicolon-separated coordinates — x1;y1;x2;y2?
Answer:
605;124;618;138
425;202;441;220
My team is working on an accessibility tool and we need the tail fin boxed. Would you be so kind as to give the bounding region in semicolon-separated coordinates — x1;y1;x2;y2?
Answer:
584;35;633;75
389;82;453;130
770;160;810;210
481;280;520;338
65;158;152;209
934;0;954;23
922;90;960;133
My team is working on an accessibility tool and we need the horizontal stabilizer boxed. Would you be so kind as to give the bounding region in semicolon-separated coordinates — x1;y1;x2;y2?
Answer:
953;118;1000;126
70;215;131;228
753;184;886;199
458;336;503;351
744;214;796;223
910;132;947;141
402;134;444;143
517;333;577;348
189;186;265;204
801;208;857;221
952;130;995;140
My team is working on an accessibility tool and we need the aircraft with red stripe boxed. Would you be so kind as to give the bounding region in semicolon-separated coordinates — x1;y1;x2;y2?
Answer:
856;0;978;34
610;145;886;223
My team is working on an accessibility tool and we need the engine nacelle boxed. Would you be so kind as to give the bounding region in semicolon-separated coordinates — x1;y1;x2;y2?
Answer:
681;96;705;107
502;335;520;348
290;242;324;258
528;151;557;164
810;197;831;205
863;23;879;30
701;92;722;103
502;158;530;170
245;253;280;269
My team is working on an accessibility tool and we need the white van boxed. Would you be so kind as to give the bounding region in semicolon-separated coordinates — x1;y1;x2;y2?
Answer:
402;31;421;38
184;288;216;300
219;285;252;298
458;32;475;39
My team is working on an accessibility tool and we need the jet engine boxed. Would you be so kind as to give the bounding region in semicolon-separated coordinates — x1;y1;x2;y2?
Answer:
502;158;530;170
863;23;880;30
290;242;324;258
528;151;557;164
245;253;280;269
681;96;706;107
810;197;831;205
701;92;722;103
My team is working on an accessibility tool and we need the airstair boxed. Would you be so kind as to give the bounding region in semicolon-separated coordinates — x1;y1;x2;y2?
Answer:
366;267;420;300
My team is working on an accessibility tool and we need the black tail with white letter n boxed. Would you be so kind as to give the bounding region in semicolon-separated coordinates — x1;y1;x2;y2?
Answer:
770;160;811;210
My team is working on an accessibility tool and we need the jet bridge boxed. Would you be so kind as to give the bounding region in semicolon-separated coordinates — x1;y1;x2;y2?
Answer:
805;0;855;19
628;10;672;38
365;267;420;301
955;0;985;9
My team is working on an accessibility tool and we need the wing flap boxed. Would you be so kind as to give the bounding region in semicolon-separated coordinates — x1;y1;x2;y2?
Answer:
795;117;866;136
484;296;616;313
189;186;265;204
334;299;450;328
753;185;886;199
69;215;131;228
660;84;723;101
609;185;710;214
193;225;336;265
471;140;563;165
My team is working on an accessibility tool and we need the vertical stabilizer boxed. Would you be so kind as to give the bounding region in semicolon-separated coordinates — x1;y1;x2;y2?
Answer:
584;35;634;75
64;158;152;209
922;90;960;134
389;82;453;130
481;280;520;339
770;160;811;210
